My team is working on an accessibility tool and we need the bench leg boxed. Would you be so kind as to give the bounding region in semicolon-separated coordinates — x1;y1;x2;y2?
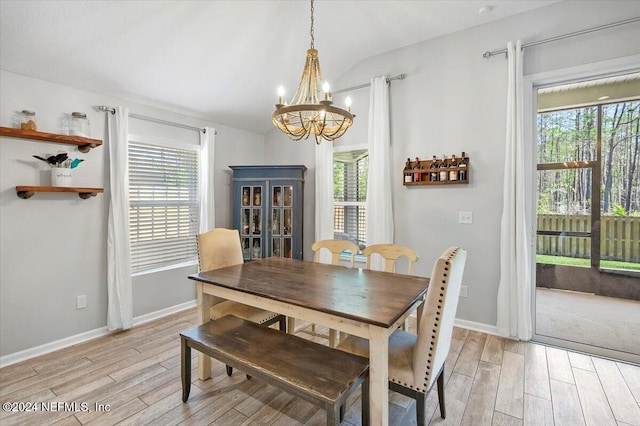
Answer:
181;338;191;402
361;375;370;426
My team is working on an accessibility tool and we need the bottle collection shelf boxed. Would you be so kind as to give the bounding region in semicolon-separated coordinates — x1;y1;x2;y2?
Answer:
0;126;102;153
16;186;104;199
2;126;104;199
403;156;469;186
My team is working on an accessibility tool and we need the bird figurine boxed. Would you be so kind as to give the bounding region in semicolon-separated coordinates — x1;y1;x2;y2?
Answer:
70;158;84;169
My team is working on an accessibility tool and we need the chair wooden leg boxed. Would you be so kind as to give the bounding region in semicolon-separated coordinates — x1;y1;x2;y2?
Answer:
287;317;296;334
339;403;345;422
181;338;191;402
437;365;446;419
416;391;426;426
226;365;233;376
279;315;287;333
329;329;339;348
361;375;370;426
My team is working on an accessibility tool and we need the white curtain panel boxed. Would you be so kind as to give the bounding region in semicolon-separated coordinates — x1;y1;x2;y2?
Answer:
107;107;133;331
315;139;334;264
365;76;394;271
497;41;532;340
199;127;215;232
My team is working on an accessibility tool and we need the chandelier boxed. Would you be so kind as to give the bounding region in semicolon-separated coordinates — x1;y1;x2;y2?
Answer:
272;0;354;144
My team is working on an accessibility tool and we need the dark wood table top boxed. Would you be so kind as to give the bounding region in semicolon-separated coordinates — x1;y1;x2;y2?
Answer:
189;257;429;328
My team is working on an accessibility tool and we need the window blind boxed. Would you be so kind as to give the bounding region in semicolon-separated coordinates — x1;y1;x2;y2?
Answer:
333;150;368;248
129;142;200;272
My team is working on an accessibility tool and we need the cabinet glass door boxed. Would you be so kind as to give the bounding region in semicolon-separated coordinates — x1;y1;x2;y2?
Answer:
271;185;293;258
240;185;264;260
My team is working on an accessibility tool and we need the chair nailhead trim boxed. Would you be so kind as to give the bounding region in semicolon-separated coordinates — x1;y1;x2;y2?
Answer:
420;248;461;393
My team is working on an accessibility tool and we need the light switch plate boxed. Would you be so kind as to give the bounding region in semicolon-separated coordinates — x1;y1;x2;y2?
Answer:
459;211;473;224
76;295;87;309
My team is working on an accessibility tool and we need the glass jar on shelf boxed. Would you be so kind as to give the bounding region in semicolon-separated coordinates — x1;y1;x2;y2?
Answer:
18;110;37;131
70;112;90;137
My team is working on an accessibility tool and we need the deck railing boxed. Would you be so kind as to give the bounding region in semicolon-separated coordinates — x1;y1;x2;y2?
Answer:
537;215;639;263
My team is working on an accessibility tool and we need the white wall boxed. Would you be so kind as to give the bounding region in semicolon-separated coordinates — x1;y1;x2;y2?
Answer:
0;70;265;357
264;1;640;327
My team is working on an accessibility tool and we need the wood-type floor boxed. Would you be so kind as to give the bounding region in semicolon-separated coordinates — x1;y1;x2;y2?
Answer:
1;308;639;425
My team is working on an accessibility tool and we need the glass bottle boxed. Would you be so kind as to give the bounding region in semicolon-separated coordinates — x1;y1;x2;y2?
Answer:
449;154;458;181
70;112;90;137
404;158;413;183
439;155;448;182
413;157;421;182
459;152;468;181
429;155;439;182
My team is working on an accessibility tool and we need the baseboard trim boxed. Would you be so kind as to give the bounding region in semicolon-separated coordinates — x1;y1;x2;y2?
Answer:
132;300;197;327
454;318;499;336
0;300;197;368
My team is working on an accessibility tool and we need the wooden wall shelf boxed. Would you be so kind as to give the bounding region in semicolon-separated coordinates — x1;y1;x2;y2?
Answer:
16;186;104;199
0;126;102;153
403;157;470;186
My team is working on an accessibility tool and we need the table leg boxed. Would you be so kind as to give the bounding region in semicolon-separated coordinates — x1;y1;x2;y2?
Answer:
197;282;213;380
417;295;426;323
368;325;389;426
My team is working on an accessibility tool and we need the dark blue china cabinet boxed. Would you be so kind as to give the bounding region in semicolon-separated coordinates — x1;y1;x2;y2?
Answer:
230;165;306;261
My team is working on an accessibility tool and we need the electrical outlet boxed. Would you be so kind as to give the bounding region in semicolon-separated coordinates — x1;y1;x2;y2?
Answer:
459;211;473;224
76;295;87;309
460;286;468;298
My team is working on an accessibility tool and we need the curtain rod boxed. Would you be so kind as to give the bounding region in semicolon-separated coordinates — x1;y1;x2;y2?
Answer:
97;105;213;134
483;16;640;59
332;73;406;95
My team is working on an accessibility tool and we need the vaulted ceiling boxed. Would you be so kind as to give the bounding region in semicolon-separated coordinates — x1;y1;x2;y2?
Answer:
0;0;557;134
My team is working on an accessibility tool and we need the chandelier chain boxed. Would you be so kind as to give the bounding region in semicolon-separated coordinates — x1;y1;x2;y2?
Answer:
310;0;315;49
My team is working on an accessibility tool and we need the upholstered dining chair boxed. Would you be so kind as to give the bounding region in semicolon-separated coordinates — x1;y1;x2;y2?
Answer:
197;228;287;376
337;246;467;425
362;243;419;330
302;239;360;347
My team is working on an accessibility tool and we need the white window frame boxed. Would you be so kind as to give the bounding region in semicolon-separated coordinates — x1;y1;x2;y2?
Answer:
128;134;201;275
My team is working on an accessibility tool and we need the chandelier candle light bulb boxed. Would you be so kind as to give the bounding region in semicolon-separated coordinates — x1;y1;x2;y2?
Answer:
277;86;285;106
322;81;330;102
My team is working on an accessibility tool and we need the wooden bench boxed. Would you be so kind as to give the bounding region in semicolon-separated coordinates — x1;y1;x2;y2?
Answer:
180;315;370;425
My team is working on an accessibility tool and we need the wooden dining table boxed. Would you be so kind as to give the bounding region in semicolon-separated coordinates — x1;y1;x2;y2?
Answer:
188;257;429;426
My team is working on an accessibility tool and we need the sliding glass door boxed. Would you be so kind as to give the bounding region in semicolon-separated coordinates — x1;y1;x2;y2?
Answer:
534;74;640;361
